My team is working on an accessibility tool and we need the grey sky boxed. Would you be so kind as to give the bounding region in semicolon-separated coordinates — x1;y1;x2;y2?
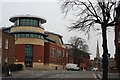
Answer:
0;0;115;59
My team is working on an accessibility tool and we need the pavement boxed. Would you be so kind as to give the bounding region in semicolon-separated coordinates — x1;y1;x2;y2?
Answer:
1;70;120;80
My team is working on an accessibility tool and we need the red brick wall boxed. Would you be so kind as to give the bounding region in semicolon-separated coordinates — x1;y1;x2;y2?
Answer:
44;42;67;65
15;44;44;63
2;32;15;65
15;44;25;62
80;55;90;69
44;42;50;64
33;45;44;63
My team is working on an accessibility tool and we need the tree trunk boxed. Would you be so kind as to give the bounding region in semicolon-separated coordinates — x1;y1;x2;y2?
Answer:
101;24;108;80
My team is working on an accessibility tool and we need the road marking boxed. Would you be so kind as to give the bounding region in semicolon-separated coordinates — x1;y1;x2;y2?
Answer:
97;74;102;79
93;73;97;78
93;73;102;79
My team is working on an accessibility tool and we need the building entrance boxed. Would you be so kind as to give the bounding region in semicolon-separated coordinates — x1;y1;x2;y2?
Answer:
24;45;33;68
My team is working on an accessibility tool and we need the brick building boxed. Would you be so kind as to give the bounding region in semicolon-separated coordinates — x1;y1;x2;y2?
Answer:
64;44;90;70
2;14;72;69
44;31;70;69
1;30;15;66
80;55;90;70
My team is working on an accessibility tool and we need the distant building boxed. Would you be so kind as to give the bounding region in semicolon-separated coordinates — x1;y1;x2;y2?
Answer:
64;44;90;70
2;14;72;69
109;58;116;68
64;44;73;63
80;54;90;70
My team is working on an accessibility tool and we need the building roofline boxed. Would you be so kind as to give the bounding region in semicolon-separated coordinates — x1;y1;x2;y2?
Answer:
45;31;63;38
9;14;47;24
44;37;56;43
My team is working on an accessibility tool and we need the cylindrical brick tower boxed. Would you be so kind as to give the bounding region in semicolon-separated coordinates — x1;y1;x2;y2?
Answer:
9;14;47;68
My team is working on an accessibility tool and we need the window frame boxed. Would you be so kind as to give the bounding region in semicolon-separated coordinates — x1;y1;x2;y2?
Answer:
19;18;39;27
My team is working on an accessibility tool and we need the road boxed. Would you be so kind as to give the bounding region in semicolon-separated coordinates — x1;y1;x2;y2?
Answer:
1;70;120;80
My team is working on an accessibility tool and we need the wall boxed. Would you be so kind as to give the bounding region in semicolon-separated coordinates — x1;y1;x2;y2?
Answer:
14;44;24;62
2;32;15;65
11;26;44;33
33;45;44;63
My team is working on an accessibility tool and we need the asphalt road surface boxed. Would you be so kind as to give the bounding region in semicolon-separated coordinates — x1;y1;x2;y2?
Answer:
1;70;120;80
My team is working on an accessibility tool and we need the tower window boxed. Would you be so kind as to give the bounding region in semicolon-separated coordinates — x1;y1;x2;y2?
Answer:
19;19;39;27
15;33;44;39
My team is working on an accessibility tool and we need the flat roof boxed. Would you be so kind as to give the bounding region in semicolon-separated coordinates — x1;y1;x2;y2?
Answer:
9;14;46;24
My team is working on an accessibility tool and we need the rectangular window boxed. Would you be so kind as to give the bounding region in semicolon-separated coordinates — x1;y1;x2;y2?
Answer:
30;34;34;38
50;48;54;57
118;32;120;43
17;19;19;26
22;19;26;26
26;19;30;26
29;19;32;26
18;34;21;38
21;34;25;37
5;39;8;49
50;47;57;58
54;48;57;58
57;49;61;58
35;34;38;38
38;35;41;38
26;34;29;38
33;20;37;26
24;44;33;66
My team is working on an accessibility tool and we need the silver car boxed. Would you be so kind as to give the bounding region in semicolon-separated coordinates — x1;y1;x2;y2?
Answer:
66;63;80;71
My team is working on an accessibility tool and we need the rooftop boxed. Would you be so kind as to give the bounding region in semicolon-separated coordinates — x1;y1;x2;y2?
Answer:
9;14;46;24
45;31;63;38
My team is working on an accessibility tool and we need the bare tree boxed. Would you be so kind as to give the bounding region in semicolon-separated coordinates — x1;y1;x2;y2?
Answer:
60;0;118;79
68;36;89;68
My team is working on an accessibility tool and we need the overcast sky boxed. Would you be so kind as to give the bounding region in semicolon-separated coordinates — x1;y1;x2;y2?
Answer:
0;0;115;59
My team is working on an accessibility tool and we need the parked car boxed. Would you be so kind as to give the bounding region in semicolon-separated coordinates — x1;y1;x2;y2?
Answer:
66;63;80;71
